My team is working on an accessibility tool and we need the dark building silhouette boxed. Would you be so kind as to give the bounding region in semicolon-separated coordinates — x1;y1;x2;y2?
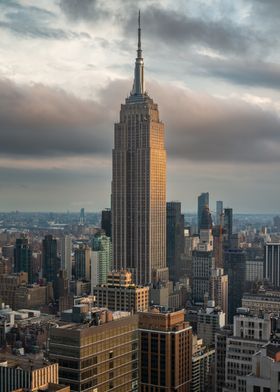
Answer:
223;208;233;249
14;238;33;283
42;234;59;283
101;208;112;238
197;193;209;233
224;249;246;323
166;201;184;282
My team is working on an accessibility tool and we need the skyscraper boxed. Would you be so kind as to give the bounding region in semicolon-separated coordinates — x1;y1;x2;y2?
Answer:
14;238;33;283
166;201;184;282
42;234;59;283
101;208;112;238
112;13;168;285
216;200;223;225
197;192;209;232
60;235;72;281
264;242;280;287
223;207;233;249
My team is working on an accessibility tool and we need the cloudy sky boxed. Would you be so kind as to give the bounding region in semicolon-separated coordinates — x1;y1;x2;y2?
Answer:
1;0;280;213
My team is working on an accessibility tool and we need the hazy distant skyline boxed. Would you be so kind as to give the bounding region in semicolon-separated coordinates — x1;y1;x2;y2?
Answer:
1;0;280;213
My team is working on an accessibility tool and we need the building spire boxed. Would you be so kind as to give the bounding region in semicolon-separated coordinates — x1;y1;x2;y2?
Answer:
131;10;144;96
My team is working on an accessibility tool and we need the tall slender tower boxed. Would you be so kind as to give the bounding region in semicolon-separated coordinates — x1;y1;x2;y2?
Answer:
112;12;168;285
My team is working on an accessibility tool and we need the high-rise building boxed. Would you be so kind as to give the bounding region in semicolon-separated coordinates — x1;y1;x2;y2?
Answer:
223;208;233;249
215;326;233;392
101;209;112;238
79;207;85;225
224;249;246;323
112;13;168;285
91;234;112;290
264;242;280;287
192;206;214;303
139;309;192;391
42;235;59;283
223;310;272;392
14;238;32;283
197;303;225;347
242;291;280;315
166;201;184;282
49;310;139;392
74;244;91;281
60;235;72;281
197;192;209;233
192;336;215;392
210;268;228;320
216;200;223;226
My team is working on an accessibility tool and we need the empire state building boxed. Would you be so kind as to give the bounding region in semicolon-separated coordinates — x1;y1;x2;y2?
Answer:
112;13;168;285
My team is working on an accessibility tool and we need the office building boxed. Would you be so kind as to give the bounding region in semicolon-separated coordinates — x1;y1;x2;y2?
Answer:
101;208;111;238
197;303;225;347
79;207;85;225
166;201;184;282
0;355;58;392
197;193;209;233
224;310;272;392
60;235;72;281
246;342;280;392
92;270;149;312
139;309;192;391
192;336;215;392
0;272;28;309
14;238;33;284
216;200;223;226
215;326;233;392
242;291;280;315
91;234;112;290
264;242;280;287
192;206;214;303
210;268;228;320
223;208;233;249
112;13;168;285
74;244;91;281
224;249;246;323
49;310;139;392
42;235;59;283
246;259;263;283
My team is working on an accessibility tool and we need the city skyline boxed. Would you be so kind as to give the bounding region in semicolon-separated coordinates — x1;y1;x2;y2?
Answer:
1;0;280;213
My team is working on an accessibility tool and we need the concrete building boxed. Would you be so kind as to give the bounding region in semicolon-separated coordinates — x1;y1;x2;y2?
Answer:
246;259;264;283
246;342;280;392
0;355;58;392
197;303;225;347
0;272;28;309
224;310;272;392
242;291;280;316
92;270;149;312
139;309;192;391
112;13;168;285
210;268;228;320
91;234;112;289
192;206;215;303
264;243;280;287
192;336;215;392
49;310;139;392
215;326;233;392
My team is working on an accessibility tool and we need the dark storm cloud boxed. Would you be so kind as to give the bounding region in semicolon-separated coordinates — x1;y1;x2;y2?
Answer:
0;0;90;39
0;78;111;157
1;78;280;164
124;6;265;56
195;56;280;90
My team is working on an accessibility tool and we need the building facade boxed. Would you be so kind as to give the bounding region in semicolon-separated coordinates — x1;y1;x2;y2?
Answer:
139;309;192;391
111;14;168;285
264;243;280;287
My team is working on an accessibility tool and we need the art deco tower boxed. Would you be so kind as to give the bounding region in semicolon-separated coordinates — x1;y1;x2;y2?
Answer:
112;13;168;285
